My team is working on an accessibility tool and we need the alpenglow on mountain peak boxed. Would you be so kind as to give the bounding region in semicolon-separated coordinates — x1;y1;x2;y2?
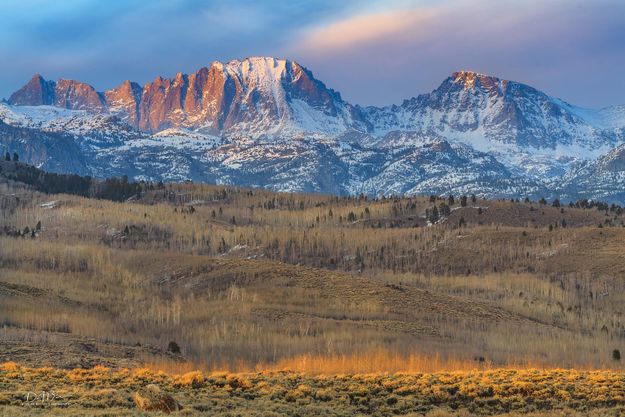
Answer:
2;57;625;202
450;70;504;89
8;56;357;135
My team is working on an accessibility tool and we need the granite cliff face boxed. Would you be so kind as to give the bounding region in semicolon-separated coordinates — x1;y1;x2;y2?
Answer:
10;75;106;112
104;80;142;127
8;74;56;106
3;57;625;202
9;57;367;136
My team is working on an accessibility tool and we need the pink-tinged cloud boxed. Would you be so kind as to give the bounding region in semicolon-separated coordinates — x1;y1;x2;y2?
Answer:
297;7;437;53
1;0;623;109
287;0;625;108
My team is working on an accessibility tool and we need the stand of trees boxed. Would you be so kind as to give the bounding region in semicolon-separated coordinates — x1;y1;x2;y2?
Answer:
1;161;146;202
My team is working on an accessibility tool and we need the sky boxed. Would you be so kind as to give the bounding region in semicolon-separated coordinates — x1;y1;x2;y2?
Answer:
1;0;624;108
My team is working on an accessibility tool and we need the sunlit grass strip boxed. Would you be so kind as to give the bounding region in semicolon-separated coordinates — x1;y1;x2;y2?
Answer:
139;350;625;376
2;361;625;414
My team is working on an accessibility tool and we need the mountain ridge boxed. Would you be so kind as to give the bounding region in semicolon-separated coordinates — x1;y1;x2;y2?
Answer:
3;56;625;202
9;60;624;141
8;57;369;136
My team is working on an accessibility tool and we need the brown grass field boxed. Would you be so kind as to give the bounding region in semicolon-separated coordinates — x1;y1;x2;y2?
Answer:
2;167;625;415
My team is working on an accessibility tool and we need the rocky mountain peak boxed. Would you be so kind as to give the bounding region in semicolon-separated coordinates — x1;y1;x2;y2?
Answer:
53;79;106;111
104;80;142;126
6;59;623;152
451;70;501;88
6;57;362;135
8;75;106;111
173;72;186;86
433;70;510;101
8;74;56;106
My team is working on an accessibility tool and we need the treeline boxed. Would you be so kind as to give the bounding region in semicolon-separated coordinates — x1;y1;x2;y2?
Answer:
428;194;625;214
0;161;150;202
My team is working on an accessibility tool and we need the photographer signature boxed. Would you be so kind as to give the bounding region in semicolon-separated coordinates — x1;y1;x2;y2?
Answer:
23;391;68;407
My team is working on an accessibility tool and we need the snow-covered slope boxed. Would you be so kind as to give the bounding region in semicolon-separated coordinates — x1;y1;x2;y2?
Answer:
3;59;625;202
558;144;625;203
364;71;622;182
0;103;136;142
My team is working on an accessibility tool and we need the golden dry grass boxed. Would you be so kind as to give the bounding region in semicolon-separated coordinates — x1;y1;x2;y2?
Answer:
1;362;625;416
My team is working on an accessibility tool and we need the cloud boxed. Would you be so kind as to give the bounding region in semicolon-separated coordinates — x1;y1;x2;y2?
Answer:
0;0;359;97
286;0;625;108
296;7;436;53
0;0;623;109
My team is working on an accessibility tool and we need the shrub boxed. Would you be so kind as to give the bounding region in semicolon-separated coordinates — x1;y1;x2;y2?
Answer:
167;341;181;355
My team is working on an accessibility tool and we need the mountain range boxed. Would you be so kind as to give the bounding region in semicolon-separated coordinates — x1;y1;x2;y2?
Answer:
2;56;625;202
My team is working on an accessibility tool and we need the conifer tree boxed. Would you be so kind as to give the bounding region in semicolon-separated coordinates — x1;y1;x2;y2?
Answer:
429;206;439;223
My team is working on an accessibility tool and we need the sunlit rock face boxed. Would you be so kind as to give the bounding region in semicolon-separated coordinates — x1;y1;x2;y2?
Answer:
8;74;56;106
10;75;106;112
8;57;367;136
104;80;142;127
53;79;107;112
